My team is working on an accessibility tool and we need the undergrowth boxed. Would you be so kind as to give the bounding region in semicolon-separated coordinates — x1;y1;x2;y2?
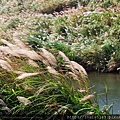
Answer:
0;0;119;119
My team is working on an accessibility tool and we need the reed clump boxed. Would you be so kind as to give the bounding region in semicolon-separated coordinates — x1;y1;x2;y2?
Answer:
0;0;117;119
0;36;107;119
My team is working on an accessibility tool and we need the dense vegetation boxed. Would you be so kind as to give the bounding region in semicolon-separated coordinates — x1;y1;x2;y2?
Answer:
1;0;120;72
0;0;119;119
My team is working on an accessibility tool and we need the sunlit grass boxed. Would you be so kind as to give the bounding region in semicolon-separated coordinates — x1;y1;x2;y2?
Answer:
0;0;119;119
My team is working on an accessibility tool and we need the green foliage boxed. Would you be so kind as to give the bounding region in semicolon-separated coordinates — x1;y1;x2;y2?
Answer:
0;0;119;118
47;41;77;60
1;73;104;118
7;18;21;29
103;0;114;8
24;11;120;72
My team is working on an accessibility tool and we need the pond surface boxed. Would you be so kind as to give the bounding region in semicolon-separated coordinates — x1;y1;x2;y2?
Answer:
88;72;120;114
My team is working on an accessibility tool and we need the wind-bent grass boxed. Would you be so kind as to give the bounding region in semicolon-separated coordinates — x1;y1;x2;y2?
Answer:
0;0;118;119
11;75;94;116
1;0;120;72
0;44;99;118
0;68;111;119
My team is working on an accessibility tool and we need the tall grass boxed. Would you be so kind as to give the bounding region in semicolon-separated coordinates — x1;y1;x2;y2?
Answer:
0;67;113;119
1;1;120;73
0;0;118;119
0;71;105;119
0;36;106;118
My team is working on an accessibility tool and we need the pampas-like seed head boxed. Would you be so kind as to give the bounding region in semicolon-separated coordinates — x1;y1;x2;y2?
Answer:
66;61;88;78
13;32;28;50
88;112;94;115
0;46;20;57
16;72;41;80
28;59;39;67
2;106;11;113
1;39;19;49
0;59;13;71
79;94;94;102
70;61;88;77
0;99;7;107
68;72;78;80
40;48;57;66
78;89;86;93
58;51;70;63
47;66;59;75
17;96;31;106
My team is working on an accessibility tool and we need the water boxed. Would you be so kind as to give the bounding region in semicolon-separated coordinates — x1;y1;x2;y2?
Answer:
88;72;120;114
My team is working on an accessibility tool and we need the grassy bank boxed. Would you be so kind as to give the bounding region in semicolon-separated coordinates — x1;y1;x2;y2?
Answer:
0;39;109;119
0;0;119;119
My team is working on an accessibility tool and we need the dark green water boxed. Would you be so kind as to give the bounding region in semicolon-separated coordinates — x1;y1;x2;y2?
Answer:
88;72;120;114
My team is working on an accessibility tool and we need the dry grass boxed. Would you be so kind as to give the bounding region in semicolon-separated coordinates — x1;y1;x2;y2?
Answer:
0;59;13;72
79;94;94;102
28;59;39;67
59;50;70;63
40;48;57;66
16;72;42;80
47;66;59;75
59;50;88;78
0;99;11;113
0;31;88;82
0;0;115;117
17;96;32;106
